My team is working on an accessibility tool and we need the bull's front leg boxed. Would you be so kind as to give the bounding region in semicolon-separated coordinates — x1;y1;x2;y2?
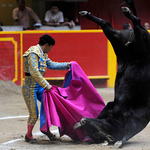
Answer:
114;117;136;148
114;109;149;148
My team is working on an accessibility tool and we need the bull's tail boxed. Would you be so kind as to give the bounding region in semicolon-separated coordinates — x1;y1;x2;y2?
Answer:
124;0;137;16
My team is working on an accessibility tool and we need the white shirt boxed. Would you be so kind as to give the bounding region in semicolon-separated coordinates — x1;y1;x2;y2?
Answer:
38;44;44;56
44;10;64;23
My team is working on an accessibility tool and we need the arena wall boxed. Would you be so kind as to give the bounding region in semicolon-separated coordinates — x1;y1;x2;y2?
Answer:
0;30;117;87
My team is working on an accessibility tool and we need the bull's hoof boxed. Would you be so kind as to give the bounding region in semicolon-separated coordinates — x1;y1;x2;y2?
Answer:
102;140;109;146
74;122;82;129
79;11;90;16
114;141;123;148
122;7;131;13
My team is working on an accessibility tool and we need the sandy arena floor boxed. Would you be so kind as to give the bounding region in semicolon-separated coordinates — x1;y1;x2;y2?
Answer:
0;80;150;150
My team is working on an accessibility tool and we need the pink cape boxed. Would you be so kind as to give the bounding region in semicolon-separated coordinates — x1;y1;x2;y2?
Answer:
41;61;105;141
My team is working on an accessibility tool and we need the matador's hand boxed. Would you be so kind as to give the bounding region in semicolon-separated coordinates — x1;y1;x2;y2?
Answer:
67;62;71;69
45;84;52;91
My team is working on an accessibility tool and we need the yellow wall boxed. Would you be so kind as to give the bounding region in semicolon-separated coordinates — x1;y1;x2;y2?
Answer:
107;40;117;88
0;0;32;26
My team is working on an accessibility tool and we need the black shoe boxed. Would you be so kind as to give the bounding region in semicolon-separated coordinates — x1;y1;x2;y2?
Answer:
25;134;37;143
41;131;58;141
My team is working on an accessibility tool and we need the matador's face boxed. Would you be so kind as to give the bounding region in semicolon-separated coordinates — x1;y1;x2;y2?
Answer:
43;44;53;53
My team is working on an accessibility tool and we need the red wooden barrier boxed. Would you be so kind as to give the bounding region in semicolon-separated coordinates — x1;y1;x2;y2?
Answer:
0;30;116;87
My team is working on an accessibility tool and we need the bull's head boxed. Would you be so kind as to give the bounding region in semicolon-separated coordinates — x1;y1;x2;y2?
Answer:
74;117;115;143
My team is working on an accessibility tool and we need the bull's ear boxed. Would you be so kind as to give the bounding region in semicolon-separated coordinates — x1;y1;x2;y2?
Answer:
74;122;82;129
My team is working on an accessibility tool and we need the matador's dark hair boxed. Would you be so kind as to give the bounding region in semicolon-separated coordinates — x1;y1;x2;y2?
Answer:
39;34;55;46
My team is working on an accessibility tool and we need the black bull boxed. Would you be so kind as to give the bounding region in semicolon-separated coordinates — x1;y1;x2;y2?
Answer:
74;4;150;149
